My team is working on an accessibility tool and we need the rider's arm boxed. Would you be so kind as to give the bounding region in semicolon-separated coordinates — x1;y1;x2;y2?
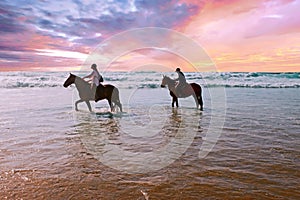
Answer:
83;72;93;79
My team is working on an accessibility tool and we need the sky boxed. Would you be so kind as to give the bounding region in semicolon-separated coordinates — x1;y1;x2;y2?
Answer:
0;0;299;72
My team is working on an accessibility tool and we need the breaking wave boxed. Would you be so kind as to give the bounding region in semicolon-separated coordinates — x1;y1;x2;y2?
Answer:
0;71;299;89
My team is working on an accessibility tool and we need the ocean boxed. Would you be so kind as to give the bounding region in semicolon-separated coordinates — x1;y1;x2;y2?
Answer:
0;71;299;199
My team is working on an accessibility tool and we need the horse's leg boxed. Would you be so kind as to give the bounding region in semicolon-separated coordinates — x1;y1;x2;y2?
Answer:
118;101;123;112
107;99;113;112
195;85;203;111
85;101;92;112
172;97;175;107
198;93;203;111
171;92;177;107
171;94;178;107
111;88;122;112
112;102;116;112
193;94;199;109
114;99;123;112
172;96;178;107
75;99;84;111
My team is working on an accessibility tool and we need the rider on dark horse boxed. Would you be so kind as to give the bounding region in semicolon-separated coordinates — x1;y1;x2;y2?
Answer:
83;64;104;97
174;67;187;97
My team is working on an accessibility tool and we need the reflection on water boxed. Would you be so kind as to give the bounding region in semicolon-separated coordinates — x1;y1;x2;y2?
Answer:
62;107;207;199
75;107;202;174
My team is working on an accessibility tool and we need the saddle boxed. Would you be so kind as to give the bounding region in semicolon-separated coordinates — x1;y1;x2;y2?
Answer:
175;83;190;97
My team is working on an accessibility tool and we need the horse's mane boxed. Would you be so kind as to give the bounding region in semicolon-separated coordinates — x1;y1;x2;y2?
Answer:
72;74;90;86
164;75;176;84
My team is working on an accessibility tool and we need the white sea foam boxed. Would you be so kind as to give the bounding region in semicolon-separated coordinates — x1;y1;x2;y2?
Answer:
0;71;299;89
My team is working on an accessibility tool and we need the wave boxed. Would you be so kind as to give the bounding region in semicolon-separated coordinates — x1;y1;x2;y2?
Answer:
219;72;300;79
0;72;65;88
0;72;299;89
206;84;300;88
138;83;160;89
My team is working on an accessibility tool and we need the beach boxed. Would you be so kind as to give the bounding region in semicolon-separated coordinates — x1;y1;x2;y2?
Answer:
0;72;299;199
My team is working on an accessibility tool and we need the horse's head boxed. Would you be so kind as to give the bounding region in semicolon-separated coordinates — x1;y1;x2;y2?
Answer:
161;75;174;88
161;75;167;88
63;73;76;87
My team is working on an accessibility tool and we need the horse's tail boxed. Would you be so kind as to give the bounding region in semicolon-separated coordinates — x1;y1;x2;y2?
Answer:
112;87;120;101
191;83;203;110
112;87;123;112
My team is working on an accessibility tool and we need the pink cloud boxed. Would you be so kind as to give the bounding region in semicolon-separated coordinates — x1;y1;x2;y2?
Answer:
245;0;300;38
1;0;299;72
108;48;196;72
179;0;300;72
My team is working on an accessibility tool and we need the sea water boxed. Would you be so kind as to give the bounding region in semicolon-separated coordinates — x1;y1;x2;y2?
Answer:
0;71;299;199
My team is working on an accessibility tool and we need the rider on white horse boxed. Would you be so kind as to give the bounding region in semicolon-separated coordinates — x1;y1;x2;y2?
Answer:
83;64;103;90
174;67;187;96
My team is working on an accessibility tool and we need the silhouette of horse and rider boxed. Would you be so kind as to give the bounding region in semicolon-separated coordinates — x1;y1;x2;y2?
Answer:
63;64;122;112
63;64;203;112
161;68;203;111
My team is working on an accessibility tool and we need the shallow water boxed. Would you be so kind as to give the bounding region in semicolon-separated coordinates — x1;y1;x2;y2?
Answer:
0;86;299;199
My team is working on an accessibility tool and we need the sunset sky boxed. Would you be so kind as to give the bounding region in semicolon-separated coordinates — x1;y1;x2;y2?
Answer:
0;0;299;72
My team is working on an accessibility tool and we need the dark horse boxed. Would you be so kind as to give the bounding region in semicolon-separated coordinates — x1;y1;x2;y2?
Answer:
63;73;122;112
161;75;203;110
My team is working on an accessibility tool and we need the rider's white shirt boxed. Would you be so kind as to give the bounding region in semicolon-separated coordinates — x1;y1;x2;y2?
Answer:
85;69;101;86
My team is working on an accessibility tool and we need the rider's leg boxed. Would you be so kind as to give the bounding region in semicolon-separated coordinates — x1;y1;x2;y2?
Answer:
177;82;184;97
91;84;97;99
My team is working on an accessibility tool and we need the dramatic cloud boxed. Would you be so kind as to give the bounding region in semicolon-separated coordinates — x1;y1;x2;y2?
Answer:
0;0;299;71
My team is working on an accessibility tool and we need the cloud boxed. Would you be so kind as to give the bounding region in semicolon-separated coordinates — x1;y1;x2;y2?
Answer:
0;52;22;61
0;0;298;71
0;6;27;34
245;0;300;38
2;0;198;46
37;1;200;38
0;0;203;70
